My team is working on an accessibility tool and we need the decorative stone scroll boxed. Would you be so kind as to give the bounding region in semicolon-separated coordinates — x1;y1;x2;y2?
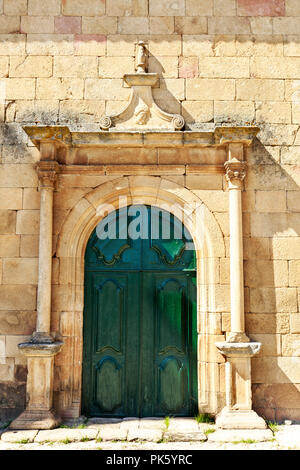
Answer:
99;41;185;132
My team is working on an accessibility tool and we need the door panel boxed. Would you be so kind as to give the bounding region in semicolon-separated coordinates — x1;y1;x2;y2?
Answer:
82;205;198;418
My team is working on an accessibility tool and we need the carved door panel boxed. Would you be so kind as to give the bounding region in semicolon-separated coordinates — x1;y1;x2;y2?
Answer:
82;205;197;417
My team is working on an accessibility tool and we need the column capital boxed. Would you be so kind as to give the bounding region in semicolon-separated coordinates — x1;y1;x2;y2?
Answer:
36;161;60;189
224;158;247;189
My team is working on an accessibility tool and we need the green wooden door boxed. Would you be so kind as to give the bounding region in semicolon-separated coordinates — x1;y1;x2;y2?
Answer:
82;205;197;417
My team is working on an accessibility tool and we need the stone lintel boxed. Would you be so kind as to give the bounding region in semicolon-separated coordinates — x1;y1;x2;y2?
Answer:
215;341;261;358
23;126;259;150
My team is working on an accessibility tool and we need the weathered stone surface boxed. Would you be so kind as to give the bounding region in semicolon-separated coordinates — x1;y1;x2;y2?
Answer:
208;429;273;442
34;428;97;443
98;428;128;441
1;430;37;443
128;429;163;442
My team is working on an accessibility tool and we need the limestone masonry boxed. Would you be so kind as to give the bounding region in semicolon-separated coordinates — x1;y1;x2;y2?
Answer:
0;0;299;428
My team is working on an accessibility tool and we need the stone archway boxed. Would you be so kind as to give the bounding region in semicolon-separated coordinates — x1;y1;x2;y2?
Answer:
55;176;226;419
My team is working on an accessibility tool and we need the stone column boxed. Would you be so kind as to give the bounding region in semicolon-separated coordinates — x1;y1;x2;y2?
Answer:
214;143;265;430
225;144;249;343
10;158;63;430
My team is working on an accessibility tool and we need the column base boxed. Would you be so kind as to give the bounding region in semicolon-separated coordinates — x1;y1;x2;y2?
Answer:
216;407;267;430
9;409;61;430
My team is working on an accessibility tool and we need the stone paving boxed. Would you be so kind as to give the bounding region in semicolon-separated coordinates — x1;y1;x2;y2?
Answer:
1;418;300;450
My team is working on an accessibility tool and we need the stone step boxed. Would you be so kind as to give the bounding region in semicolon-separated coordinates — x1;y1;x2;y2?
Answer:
208;429;274;443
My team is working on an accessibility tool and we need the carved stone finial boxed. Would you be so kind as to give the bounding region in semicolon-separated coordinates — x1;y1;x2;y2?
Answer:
136;41;147;73
36;161;59;190
224;158;247;188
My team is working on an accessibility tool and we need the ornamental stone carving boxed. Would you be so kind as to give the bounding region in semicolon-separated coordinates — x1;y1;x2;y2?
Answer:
99;41;185;132
36;161;59;190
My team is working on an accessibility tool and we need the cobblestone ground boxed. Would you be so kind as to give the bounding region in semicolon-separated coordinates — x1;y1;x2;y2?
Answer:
1;418;300;451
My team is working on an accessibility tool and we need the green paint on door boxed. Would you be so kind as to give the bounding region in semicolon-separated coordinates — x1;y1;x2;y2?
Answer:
82;206;198;417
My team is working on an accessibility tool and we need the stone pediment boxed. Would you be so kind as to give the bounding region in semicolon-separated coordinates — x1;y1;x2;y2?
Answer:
99;41;185;132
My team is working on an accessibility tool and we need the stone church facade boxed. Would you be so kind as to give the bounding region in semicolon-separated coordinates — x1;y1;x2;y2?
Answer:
0;0;299;429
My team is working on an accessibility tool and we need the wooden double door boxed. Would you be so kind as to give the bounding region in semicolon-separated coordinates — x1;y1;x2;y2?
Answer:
82;206;198;417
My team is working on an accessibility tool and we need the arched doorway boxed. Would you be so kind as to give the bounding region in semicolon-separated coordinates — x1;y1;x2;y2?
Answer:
82;204;198;417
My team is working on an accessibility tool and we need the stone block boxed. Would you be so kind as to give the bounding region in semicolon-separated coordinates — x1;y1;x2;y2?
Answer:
243;237;270;260
0;189;22;210
273;17;300;34
106;35;136;57
74;34;106;56
148;56;178;79
82;17;117;35
0;211;16;234
0;310;36;335
285;0;300;15
252;357;300;383
149;35;182;56
35;428;98;443
246;313;289;334
186;79;235;100
251;213;300;238
208;17;250;35
55;16;81;34
26;34;74;56
255;190;286;212
149;17;174;34
214;0;236;16
175;17;207;35
0;34;25;55
99;428;128;441
245;260;288;287
5;335;30;357
3;258;38;285
16;210;39;235
4;0;27;15
236;35;283;57
182;100;214;123
85;78;130;100
256;102;291;124
186;0;213;16
118;17;149;35
199;57;249;78
0;358;14;381
208;429;273;442
185;175;223;190
107;0;148;16
28;0;60;15
214;100;255;124
272;238;300;260
3;78;35;100
251;57;300;79
237;79;284;101
1;430;37;443
0;56;8;76
99;57;135;79
291;315;300;334
36;78;84;100
178;57;198;79
59;99;105;123
54;56;97;78
127;429;162;441
0;235;19;257
62;0;105;16
9;56;52;78
250;17;273;34
250;287;297;313
21;16;54;34
237;0;284;16
14;100;59;125
0;15;19;33
20;235;39;257
149;0;185;16
288;260;300;290
182;35;214;57
282;334;300;356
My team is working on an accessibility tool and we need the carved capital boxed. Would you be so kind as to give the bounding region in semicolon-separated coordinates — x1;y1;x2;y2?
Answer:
36;161;59;189
224;158;247;189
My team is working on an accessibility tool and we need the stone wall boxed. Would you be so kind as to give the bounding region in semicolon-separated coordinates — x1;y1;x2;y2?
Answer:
0;0;299;422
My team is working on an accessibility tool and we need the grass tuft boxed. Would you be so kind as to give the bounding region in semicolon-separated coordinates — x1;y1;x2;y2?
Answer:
15;439;30;444
267;421;280;433
195;413;215;424
204;428;216;436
